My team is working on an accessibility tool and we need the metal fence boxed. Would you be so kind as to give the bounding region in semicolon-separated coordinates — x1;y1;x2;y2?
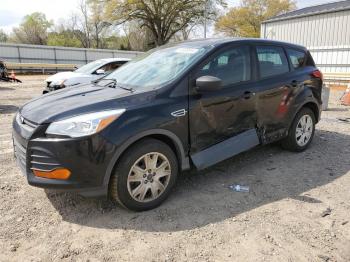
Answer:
0;42;142;68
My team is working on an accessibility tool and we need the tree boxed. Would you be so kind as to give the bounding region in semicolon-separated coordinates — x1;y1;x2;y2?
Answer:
63;0;111;48
12;12;53;45
89;0;112;48
121;22;149;50
47;23;85;48
104;0;224;47
215;0;296;38
0;29;8;42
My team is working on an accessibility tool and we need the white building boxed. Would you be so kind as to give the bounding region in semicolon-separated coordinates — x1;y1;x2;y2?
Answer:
261;0;350;73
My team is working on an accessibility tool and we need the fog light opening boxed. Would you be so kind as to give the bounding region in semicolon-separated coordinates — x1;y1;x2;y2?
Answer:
33;168;71;180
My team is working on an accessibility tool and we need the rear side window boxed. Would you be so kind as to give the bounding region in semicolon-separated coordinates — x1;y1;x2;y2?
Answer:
287;49;306;69
305;51;316;67
256;46;289;78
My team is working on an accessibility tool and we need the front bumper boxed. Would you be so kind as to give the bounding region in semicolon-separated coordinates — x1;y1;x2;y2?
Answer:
12;115;116;197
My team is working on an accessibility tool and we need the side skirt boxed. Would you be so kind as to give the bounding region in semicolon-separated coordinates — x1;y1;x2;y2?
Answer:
190;129;260;170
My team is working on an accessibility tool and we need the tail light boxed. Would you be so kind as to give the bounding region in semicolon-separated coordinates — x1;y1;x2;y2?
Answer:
311;70;323;80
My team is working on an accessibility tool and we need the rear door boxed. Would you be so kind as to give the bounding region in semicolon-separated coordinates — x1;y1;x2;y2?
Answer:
254;45;298;142
189;44;258;155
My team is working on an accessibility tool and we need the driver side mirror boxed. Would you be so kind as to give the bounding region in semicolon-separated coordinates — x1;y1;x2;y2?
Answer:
196;75;222;92
96;69;105;75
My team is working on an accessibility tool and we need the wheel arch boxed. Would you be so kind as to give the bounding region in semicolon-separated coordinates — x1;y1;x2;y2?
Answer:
103;129;190;187
290;99;320;128
302;102;320;123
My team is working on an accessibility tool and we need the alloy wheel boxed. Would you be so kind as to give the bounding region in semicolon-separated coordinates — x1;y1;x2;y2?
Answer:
295;115;313;147
127;152;171;203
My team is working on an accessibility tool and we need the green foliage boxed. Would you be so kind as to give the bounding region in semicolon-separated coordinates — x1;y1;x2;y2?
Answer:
215;0;296;37
104;0;225;47
47;30;84;48
0;29;8;42
104;35;131;50
12;12;53;45
6;1;228;51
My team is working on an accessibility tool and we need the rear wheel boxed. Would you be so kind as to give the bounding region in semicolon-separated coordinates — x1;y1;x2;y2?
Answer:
281;108;316;152
109;138;178;211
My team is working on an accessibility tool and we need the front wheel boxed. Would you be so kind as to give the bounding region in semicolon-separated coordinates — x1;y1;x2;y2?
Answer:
281;108;316;152
109;138;178;211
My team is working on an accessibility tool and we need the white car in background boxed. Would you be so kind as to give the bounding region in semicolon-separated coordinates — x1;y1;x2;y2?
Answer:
43;58;130;93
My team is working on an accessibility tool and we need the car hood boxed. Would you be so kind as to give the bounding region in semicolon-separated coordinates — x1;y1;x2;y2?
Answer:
46;71;94;86
46;72;84;82
20;84;154;124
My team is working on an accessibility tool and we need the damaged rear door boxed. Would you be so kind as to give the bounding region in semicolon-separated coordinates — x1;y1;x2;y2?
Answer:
188;44;260;169
253;45;296;143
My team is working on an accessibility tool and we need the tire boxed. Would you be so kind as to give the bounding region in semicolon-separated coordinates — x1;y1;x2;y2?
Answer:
281;107;316;152
109;138;178;211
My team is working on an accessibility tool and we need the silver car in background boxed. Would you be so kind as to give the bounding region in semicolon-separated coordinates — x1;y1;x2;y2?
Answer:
43;58;130;93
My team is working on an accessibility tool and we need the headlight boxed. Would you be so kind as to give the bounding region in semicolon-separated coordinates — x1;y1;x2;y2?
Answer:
59;79;67;87
46;109;125;138
50;79;67;87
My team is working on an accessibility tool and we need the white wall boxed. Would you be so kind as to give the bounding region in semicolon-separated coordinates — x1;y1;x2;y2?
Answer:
261;10;350;73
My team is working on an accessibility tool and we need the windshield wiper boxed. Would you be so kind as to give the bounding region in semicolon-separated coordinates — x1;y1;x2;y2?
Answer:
115;83;134;92
92;78;116;86
93;78;134;92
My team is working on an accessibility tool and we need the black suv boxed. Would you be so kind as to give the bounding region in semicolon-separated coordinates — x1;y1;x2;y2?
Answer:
13;39;322;211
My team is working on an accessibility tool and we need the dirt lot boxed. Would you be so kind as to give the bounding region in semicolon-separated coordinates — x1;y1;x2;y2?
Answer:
0;75;349;262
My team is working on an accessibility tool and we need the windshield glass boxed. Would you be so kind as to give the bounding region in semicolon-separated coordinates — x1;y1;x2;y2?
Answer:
107;45;211;89
75;60;105;74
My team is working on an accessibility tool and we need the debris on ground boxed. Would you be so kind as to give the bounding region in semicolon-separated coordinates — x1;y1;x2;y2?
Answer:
0;60;22;83
337;117;350;123
229;184;250;192
321;207;332;217
318;254;331;262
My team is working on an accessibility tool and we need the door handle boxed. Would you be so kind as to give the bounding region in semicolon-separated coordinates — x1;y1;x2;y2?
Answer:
241;91;255;99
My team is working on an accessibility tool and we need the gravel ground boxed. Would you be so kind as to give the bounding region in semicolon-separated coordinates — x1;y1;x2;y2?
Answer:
0;75;349;262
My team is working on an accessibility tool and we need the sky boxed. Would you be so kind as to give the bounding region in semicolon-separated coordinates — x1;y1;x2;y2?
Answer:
0;0;340;34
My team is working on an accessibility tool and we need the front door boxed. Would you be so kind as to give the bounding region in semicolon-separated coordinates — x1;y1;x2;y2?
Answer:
189;45;258;155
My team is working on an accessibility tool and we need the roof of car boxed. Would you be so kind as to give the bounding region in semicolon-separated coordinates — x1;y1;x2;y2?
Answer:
172;38;306;51
98;58;131;63
264;0;350;23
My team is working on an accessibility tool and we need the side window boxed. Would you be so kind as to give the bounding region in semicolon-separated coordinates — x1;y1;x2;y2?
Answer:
287;49;306;69
256;46;289;78
305;51;316;67
99;62;122;74
196;46;251;87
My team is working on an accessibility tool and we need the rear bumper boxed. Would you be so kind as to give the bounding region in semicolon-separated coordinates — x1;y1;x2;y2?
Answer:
12;117;116;197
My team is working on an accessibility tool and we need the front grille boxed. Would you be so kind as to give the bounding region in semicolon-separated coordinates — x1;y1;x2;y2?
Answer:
46;81;52;88
13;113;40;175
30;148;62;172
13;136;27;175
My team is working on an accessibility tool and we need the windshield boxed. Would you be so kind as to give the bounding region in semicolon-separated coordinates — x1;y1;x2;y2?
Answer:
75;60;105;74
107;45;211;89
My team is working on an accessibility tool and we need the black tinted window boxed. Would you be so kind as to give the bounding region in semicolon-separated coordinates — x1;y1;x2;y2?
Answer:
257;46;289;78
287;49;306;69
305;52;316;67
197;46;251;87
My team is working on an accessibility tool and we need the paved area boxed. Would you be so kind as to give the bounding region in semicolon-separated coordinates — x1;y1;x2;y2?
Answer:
0;76;349;261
